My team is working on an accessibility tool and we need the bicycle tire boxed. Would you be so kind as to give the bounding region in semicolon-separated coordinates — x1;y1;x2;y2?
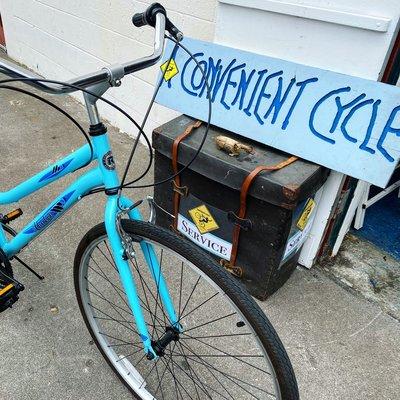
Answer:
74;219;299;399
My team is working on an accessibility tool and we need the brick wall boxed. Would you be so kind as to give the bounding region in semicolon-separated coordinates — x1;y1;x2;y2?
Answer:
0;0;217;137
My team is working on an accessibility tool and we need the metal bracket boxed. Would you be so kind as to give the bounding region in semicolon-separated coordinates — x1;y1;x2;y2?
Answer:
102;63;125;87
116;200;142;260
148;196;175;223
220;259;243;278
172;181;188;197
146;196;156;224
84;81;111;106
83;63;125;121
227;211;253;231
116;211;136;260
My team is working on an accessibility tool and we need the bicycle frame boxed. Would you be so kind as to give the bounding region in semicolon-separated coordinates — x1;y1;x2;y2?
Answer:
0;131;178;357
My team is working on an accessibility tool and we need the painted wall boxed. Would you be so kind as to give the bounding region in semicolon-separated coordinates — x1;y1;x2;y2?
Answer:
216;0;400;80
0;0;217;136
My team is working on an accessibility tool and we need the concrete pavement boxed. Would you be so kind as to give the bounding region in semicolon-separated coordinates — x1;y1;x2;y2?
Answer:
0;70;399;400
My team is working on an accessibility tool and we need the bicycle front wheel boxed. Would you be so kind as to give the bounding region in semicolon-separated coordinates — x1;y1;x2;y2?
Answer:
74;220;299;400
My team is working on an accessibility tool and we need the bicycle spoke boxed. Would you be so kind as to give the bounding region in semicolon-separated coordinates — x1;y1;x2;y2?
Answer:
94;315;157;330
173;353;263;358
179;340;274;399
130;254;159;339
180;342;235;400
182;331;269;374
160;355;212;400
168;357;231;400
97;243;118;273
179;276;201;319
108;342;142;348
103;241;119;273
178;291;219;322
139;356;162;390
87;280;131;318
91;252;154;322
99;331;134;344
178;349;202;400
89;288;164;335
153;342;176;396
88;259;130;311
89;302;139;336
89;255;167;334
181;332;252;340
175;352;262;400
177;342;212;400
158;356;196;400
154;362;166;400
184;311;237;333
167;346;185;400
136;351;148;368
98;333;145;361
115;347;144;363
92;244;164;330
130;252;173;327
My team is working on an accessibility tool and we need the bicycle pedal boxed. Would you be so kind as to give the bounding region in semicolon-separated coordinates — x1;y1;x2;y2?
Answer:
0;208;23;225
0;280;24;313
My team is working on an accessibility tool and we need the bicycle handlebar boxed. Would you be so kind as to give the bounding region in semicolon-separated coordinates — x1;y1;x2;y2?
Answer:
132;3;183;41
0;3;175;95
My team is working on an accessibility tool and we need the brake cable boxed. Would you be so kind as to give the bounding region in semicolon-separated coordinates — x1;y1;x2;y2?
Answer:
119;35;212;190
0;34;212;199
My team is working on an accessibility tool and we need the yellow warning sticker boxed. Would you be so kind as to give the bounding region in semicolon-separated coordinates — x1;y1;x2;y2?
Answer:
0;283;14;297
296;198;316;231
160;59;179;81
188;204;219;234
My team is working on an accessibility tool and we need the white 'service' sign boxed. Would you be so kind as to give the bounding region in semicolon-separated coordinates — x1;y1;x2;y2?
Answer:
156;38;400;188
177;214;232;260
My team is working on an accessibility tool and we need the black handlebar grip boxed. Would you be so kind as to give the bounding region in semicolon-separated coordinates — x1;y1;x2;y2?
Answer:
132;3;166;28
131;3;182;40
132;12;147;27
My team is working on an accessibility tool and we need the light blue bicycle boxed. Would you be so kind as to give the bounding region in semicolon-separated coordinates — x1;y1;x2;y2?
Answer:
0;3;298;399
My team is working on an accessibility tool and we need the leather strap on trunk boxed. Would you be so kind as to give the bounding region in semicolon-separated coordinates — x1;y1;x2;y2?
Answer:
226;156;298;274
170;123;297;277
171;120;202;229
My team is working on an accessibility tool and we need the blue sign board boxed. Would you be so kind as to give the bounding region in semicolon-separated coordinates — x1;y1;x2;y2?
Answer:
156;38;400;188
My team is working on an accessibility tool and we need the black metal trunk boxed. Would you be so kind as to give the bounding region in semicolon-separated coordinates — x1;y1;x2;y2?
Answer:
152;115;328;300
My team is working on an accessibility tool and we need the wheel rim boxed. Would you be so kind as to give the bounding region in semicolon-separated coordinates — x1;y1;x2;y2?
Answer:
78;232;282;400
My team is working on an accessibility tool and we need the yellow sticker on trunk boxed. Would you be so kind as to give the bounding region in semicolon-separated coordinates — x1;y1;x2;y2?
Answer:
296;198;316;231
189;205;219;234
160;59;179;81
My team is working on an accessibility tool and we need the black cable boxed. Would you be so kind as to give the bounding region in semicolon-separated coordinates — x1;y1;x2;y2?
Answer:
0;75;153;194
120;35;212;189
118;39;180;200
0;34;212;196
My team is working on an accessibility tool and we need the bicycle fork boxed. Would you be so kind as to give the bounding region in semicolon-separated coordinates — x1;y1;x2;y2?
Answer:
104;195;179;359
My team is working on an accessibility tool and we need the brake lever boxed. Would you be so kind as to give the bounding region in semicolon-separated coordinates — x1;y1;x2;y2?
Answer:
166;18;183;42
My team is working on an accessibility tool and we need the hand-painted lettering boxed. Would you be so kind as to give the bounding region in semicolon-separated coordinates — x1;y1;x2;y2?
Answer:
157;38;400;187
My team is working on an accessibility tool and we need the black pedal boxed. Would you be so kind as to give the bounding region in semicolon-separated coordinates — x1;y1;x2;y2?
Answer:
0;248;24;312
0;280;24;312
0;208;23;224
